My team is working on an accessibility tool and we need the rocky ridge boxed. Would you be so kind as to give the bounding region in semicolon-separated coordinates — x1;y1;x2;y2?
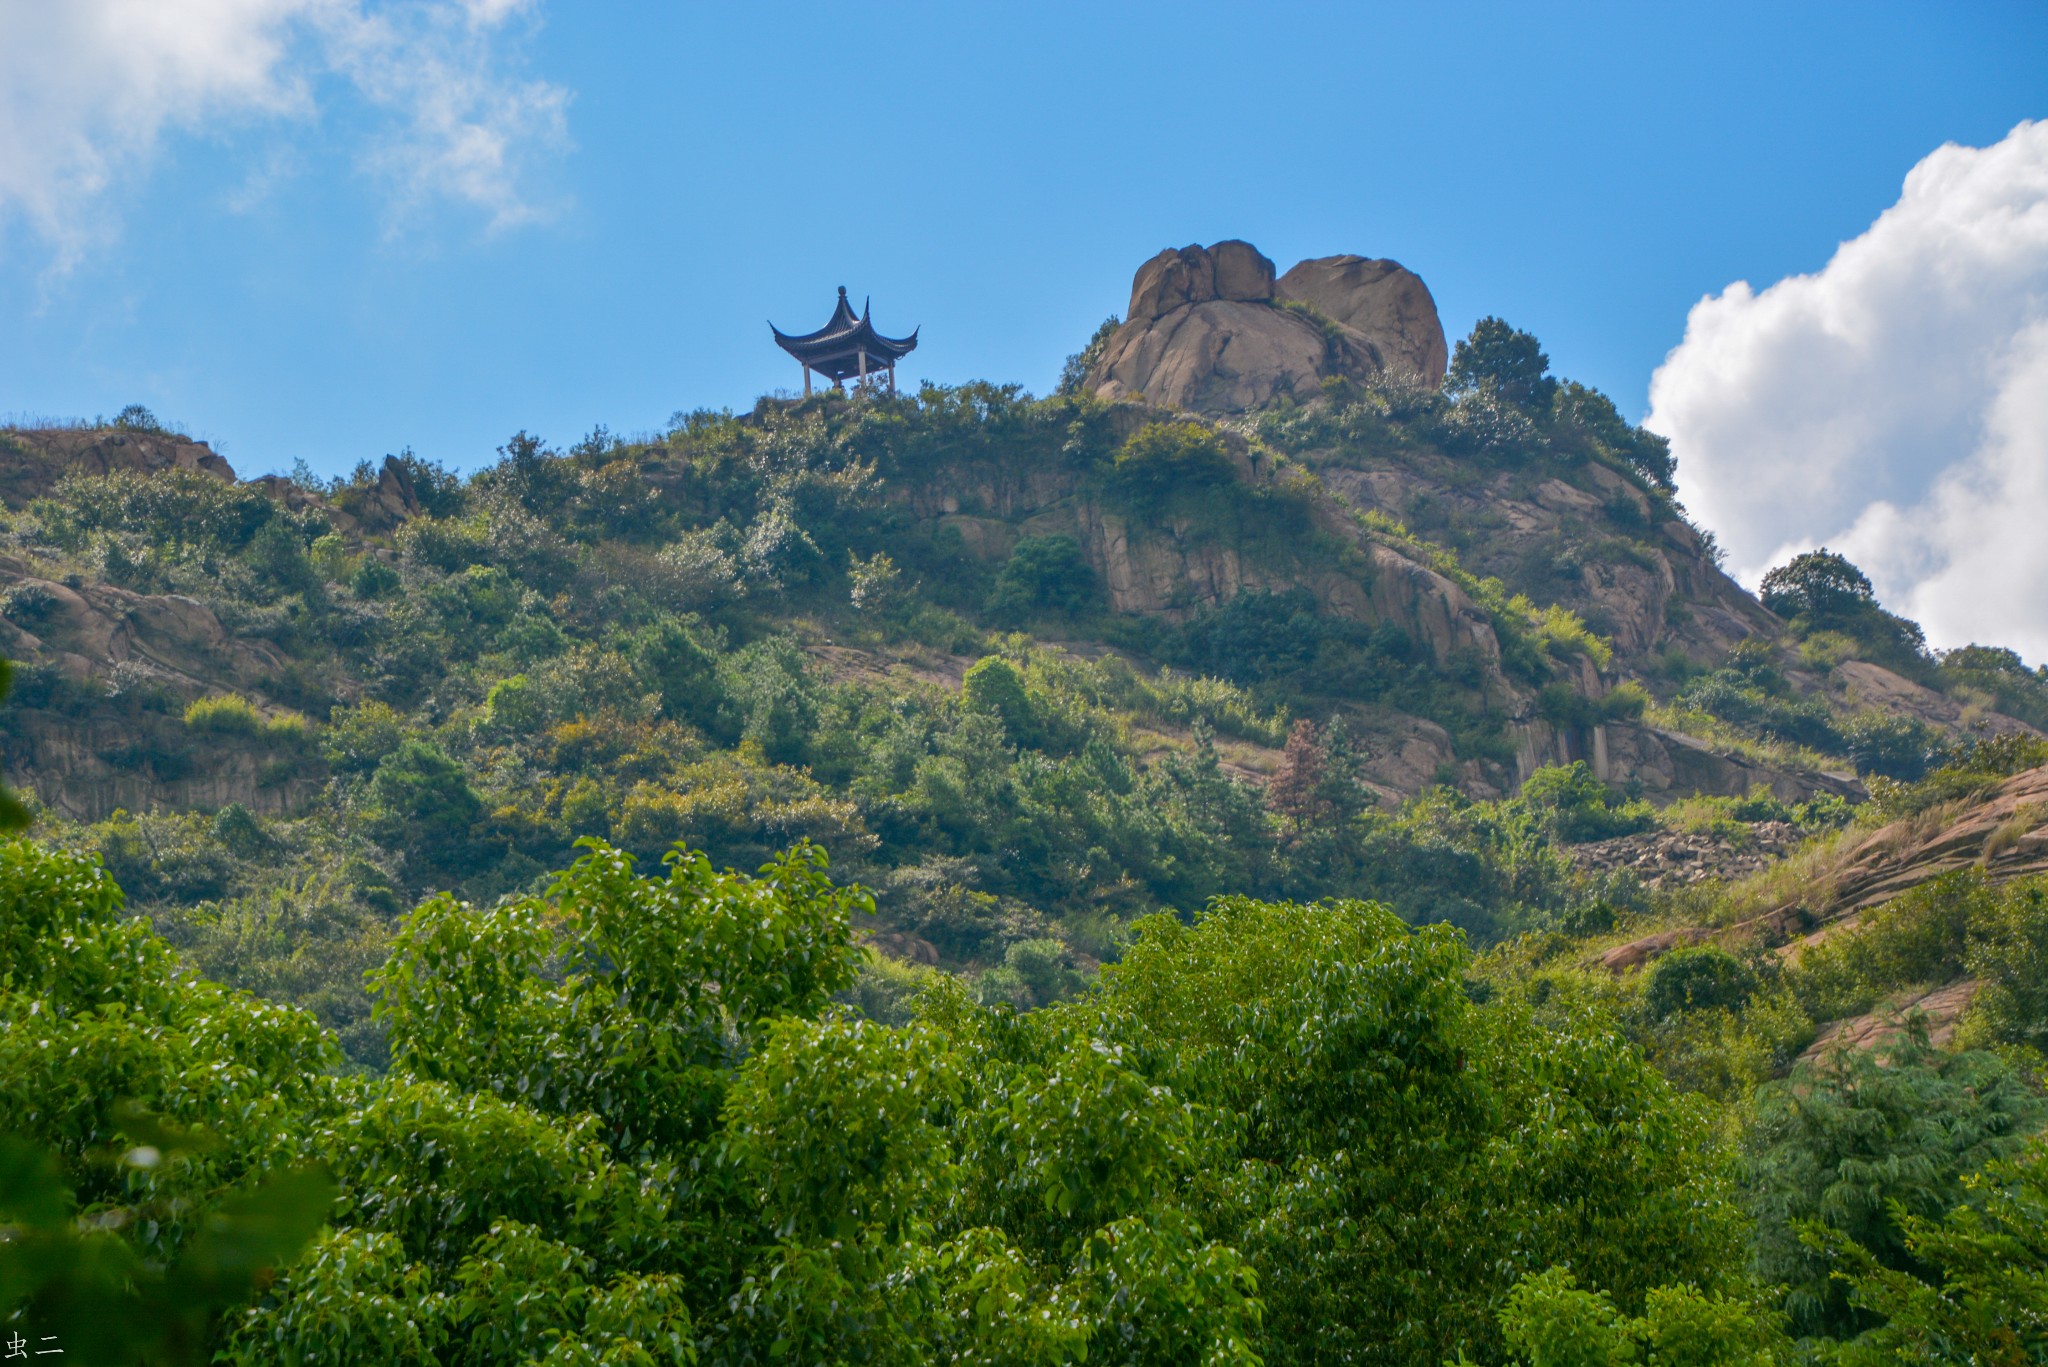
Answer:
1597;764;2048;978
0;407;1848;820
0;426;236;504
0;433;432;819
1086;240;1447;413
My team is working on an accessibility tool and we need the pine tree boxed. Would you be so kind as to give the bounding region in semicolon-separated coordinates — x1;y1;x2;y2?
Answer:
1268;718;1328;833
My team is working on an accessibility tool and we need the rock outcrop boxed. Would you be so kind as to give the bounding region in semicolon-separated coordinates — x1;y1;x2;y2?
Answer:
1276;255;1447;383
0;554;286;693
1085;241;1446;414
1797;979;1981;1063
1127;240;1278;317
0;427;235;506
1776;763;2048;930
1310;457;1780;669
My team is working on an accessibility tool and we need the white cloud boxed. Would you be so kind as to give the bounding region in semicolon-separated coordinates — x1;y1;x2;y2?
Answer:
317;0;567;235
0;0;568;264
1647;120;2048;664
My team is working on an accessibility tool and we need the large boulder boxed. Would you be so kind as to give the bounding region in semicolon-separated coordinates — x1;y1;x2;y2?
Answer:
1091;299;1356;414
1275;255;1447;385
1127;239;1276;320
1086;240;1446;414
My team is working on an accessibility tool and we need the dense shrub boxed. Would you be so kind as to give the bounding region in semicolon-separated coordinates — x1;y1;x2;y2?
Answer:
1791;870;1986;1023
363;741;487;878
1839;710;1943;782
1111;420;1234;499
988;534;1096;621
184;694;264;736
1644;945;1758;1018
1517;761;1653;844
1959;874;2048;1052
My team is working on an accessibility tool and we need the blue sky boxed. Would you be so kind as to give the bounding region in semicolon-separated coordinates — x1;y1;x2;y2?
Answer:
1;1;2043;485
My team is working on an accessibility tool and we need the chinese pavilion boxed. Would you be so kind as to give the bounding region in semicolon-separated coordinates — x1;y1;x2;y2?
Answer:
770;286;918;396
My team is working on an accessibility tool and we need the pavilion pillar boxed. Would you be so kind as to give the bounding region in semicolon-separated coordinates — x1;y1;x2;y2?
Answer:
802;364;812;397
888;362;896;395
858;348;868;390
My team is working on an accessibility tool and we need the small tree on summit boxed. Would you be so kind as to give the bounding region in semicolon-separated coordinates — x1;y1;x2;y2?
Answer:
1760;547;1932;672
1759;549;1875;619
1448;317;1558;411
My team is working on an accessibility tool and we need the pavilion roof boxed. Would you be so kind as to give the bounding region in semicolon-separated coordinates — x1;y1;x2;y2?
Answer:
771;286;919;378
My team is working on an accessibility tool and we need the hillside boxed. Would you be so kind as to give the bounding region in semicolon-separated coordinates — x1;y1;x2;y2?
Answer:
1;247;2045;1067
8;258;2048;1363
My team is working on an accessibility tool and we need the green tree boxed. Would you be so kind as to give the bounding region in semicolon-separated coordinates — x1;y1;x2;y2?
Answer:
1760;549;1931;671
1814;1140;2048;1366
363;740;486;878
1550;381;1677;490
1759;549;1874;619
987;534;1096;621
1448;318;1558;410
1743;1031;2047;1337
370;839;869;1157
1112;420;1234;500
717;637;816;765
633;619;726;734
1498;1267;1789;1367
0;835;338;1365
961;655;1033;742
1097;893;1748;1364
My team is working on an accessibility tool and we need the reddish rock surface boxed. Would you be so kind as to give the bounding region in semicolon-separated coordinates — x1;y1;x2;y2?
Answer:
1798;979;1982;1065
0;427;234;505
1780;764;2048;925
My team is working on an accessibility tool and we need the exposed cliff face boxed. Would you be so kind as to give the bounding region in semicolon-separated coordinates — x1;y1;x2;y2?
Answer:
1304;448;1775;670
1;711;324;820
1085;241;1446;414
876;398;1872;803
0;553;286;691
